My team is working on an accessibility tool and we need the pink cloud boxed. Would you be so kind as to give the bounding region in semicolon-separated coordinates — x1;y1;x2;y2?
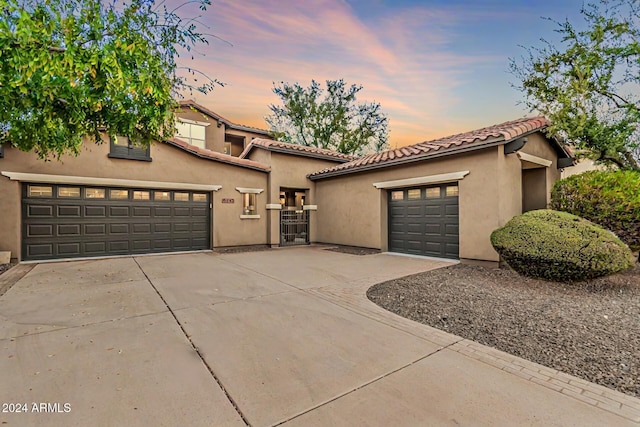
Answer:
170;0;513;148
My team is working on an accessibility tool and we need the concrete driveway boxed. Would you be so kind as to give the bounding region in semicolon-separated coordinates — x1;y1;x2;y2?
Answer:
1;247;638;426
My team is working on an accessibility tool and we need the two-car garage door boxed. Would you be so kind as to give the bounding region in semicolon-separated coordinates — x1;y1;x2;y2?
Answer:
22;184;210;261
388;183;459;259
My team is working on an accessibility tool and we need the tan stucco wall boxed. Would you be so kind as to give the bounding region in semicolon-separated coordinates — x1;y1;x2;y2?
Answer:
517;132;562;205
315;148;502;261
314;134;565;263
0;141;269;260
561;158;605;178
246;149;345;246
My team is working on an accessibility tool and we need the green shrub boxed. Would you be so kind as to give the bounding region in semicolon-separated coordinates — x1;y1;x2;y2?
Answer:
551;170;640;251
491;210;634;281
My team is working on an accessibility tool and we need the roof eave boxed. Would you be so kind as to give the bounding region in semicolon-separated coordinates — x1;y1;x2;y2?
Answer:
309;137;506;180
226;123;271;135
244;144;353;163
309;125;571;180
163;140;271;173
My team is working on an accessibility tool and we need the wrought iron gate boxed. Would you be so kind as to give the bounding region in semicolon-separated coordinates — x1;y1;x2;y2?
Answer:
280;210;310;246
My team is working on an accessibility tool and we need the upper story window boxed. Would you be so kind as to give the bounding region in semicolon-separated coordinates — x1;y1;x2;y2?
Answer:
175;120;206;149
224;134;245;156
109;136;151;161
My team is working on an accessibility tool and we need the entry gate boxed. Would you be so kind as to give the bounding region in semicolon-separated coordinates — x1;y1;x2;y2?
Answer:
280;210;309;246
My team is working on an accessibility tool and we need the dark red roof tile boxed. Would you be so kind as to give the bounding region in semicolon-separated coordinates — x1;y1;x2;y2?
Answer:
164;138;270;172
240;138;357;162
308;116;549;179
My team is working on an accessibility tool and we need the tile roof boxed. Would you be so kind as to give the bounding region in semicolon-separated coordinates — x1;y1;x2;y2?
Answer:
177;100;271;136
164;138;271;172
308;116;552;179
240;138;357;163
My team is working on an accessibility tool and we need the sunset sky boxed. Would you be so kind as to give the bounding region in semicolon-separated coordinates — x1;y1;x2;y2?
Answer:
176;0;587;148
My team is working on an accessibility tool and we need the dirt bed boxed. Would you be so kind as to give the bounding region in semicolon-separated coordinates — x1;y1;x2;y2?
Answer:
367;263;640;397
324;245;381;255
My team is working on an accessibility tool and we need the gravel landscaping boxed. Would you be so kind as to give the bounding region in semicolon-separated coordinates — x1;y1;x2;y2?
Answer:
0;263;15;276
367;263;640;398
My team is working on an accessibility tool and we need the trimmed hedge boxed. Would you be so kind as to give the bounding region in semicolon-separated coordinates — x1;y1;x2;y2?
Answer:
551;170;640;251
491;210;634;281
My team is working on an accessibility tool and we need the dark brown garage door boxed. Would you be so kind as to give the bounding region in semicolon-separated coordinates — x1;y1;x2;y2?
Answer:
388;183;459;259
22;184;210;260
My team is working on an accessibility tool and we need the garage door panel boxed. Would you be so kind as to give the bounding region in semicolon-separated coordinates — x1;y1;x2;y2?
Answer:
445;224;459;236
109;206;130;217
153;240;172;250
110;224;130;234
57;205;81;217
27;244;53;257
132;240;151;251
27;224;53;237
389;184;459;259
133;206;151;217
407;222;423;233
85;224;106;235
27;205;53;217
192;207;208;217
57;243;81;256
445;204;458;216
84;242;106;254
173;238;191;249
174;207;191;216
192;223;207;232
174;223;191;233
155;207;171;217
22;184;211;260
58;224;81;236
154;223;171;233
192;237;208;248
108;241;129;252
424;205;442;217
132;223;151;234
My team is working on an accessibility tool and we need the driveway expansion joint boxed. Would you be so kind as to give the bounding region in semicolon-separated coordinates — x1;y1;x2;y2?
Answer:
271;339;462;427
0;310;170;341
133;257;252;427
308;282;640;423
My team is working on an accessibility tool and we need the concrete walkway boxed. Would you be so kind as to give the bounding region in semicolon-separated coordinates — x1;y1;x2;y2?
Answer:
0;247;638;426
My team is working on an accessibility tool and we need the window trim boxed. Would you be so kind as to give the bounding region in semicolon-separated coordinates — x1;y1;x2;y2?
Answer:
108;136;152;162
373;171;469;189
175;120;206;149
236;187;263;219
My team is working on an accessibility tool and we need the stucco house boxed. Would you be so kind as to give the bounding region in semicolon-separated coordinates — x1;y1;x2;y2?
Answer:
0;104;574;265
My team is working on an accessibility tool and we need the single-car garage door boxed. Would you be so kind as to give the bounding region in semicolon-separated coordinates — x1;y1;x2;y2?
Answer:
388;183;459;259
22;184;210;261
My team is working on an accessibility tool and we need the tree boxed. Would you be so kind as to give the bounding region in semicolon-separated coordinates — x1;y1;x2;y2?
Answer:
0;0;221;158
511;0;640;171
266;79;389;155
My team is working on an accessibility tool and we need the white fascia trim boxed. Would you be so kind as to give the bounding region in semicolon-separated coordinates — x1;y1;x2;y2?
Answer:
240;214;261;219
1;171;222;192
266;204;282;210
517;152;552;167
373;171;470;189
177;118;211;127
235;187;264;194
303;205;317;211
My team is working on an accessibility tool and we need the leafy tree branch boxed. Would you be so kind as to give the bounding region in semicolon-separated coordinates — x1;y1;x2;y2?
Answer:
0;0;222;158
266;79;389;156
511;0;640;170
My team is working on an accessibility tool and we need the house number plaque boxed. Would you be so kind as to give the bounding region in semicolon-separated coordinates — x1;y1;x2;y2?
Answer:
222;198;235;204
